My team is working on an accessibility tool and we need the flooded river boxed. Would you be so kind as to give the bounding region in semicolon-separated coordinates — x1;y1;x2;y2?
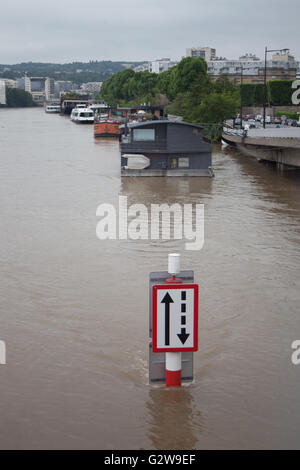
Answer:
0;107;300;449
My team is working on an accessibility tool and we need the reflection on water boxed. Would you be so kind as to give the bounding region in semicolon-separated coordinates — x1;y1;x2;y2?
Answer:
147;388;203;450
0;109;300;450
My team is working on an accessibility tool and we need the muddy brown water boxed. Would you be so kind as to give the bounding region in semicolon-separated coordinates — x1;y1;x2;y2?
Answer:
0;108;299;449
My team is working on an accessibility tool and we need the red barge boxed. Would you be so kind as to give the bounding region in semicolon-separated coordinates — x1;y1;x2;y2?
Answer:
94;109;127;138
94;106;165;138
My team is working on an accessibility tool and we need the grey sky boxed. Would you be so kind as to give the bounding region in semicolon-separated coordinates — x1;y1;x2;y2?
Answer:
0;0;299;64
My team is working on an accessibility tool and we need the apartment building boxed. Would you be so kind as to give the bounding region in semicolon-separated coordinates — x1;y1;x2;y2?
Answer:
0;80;6;105
134;58;178;74
207;50;299;84
25;77;55;104
186;47;216;62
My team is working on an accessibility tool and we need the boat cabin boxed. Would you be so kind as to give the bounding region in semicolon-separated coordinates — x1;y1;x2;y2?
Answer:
120;120;213;177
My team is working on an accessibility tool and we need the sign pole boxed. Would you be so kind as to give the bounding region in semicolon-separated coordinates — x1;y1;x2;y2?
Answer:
151;254;198;386
166;254;182;387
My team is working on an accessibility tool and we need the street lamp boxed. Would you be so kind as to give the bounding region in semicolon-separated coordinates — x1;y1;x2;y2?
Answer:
239;67;243;130
263;47;289;128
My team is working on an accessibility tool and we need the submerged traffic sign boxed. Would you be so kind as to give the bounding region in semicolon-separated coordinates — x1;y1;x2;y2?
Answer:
152;284;198;353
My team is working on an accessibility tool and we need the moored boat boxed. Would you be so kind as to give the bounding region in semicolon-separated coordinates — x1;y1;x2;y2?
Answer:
71;106;94;124
45;104;61;113
94;108;127;138
120;120;213;177
94;119;121;137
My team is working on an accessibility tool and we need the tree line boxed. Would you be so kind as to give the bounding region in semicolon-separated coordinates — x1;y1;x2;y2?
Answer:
99;57;240;124
0;61;144;85
99;57;297;123
0;88;34;107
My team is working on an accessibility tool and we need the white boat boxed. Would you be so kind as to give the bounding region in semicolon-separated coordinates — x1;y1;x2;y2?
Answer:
88;103;108;114
70;105;94;124
45;104;61;113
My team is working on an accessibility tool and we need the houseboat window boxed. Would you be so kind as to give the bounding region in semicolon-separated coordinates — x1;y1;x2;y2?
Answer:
111;111;123;117
133;129;155;141
178;157;189;168
170;157;189;169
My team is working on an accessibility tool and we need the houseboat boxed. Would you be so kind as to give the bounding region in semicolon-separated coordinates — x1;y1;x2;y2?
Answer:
94;106;166;138
94;109;127;138
70;105;94;124
94;119;122;137
120;120;213;177
45;104;61;113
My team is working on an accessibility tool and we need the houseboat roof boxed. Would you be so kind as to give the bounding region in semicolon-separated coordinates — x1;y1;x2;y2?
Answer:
127;120;204;130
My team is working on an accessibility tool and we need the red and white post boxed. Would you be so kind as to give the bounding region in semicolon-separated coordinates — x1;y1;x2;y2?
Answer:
166;351;182;387
165;254;182;387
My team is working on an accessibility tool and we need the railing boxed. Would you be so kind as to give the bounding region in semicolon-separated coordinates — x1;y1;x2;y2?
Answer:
223;127;245;137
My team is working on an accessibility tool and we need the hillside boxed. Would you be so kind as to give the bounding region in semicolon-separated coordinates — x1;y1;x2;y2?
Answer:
0;61;145;84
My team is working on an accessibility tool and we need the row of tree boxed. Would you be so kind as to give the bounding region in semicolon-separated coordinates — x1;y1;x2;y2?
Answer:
100;58;297;123
99;57;241;123
0;88;34;107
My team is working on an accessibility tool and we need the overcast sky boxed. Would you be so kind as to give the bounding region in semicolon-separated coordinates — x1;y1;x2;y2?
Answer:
0;0;299;64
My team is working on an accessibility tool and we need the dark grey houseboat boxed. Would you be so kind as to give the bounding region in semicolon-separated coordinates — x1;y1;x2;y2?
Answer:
120;120;213;177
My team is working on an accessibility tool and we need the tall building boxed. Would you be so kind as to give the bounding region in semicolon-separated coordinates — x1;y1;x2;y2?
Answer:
24;77;54;104
186;47;216;62
1;79;18;88
207;50;299;84
0;80;6;105
272;49;295;62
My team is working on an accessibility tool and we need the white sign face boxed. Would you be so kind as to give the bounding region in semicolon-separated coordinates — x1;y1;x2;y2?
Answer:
152;284;198;353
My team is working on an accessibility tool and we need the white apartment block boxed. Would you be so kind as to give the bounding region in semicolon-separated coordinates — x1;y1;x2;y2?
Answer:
134;58;178;74
0;80;6;105
207;50;299;83
272;49;295;63
1;79;18;88
186;47;216;62
149;58;178;73
25;77;54;104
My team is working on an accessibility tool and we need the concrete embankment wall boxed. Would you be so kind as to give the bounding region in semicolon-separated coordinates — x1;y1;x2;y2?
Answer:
222;130;300;168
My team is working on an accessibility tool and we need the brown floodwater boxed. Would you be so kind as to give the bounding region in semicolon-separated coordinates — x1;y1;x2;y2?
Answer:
0;107;300;450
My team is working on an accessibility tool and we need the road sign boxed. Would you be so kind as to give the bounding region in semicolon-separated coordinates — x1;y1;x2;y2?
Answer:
152;284;198;353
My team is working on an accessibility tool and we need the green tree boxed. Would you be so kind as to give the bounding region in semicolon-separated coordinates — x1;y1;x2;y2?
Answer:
173;57;208;95
213;75;236;94
5;88;34;107
187;90;240;123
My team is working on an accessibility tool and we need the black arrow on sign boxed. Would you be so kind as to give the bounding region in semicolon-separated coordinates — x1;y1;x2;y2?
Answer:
177;328;190;345
161;293;174;346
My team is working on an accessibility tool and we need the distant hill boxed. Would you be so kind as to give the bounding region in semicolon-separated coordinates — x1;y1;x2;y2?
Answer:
0;61;145;84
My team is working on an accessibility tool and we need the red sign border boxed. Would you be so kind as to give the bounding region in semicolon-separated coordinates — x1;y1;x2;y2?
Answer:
152;284;199;353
